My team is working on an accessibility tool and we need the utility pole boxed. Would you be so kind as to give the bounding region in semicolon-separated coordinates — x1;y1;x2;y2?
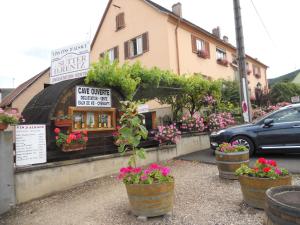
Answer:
233;0;251;122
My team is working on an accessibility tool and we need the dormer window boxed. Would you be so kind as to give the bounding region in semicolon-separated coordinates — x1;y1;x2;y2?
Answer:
116;13;125;31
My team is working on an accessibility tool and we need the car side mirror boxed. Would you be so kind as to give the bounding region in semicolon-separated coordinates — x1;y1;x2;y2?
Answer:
264;118;274;126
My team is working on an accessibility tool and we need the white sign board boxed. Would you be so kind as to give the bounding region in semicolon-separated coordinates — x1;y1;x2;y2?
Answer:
50;41;90;84
76;86;111;107
16;125;47;166
138;104;149;113
291;96;300;103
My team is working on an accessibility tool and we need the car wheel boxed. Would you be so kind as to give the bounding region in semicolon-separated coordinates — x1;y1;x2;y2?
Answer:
230;136;255;156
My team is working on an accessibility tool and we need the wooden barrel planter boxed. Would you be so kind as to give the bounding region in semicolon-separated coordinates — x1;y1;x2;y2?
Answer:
0;123;8;131
62;144;86;152
264;186;300;225
238;175;292;209
215;150;249;180
125;182;174;218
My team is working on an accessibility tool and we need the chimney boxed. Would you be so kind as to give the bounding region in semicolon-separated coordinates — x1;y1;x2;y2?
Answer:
172;2;182;17
212;26;221;39
223;35;229;42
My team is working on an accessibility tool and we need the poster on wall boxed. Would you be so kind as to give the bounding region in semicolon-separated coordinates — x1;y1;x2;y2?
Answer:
50;41;90;84
15;125;47;166
76;86;111;107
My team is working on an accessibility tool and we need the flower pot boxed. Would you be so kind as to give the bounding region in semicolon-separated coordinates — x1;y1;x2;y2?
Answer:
125;182;174;217
215;150;249;180
238;175;292;209
264;185;300;225
55;119;72;127
0;123;8;131
62;144;86;152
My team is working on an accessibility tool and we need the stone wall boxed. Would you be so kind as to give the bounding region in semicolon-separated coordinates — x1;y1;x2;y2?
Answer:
15;133;210;203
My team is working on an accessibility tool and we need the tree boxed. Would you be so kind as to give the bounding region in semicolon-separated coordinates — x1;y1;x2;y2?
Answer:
269;82;300;104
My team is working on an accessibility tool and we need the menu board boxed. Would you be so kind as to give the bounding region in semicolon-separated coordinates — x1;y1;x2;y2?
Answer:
16;125;47;166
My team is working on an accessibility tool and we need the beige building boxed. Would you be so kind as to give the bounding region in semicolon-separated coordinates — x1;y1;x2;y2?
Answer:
91;0;268;97
2;0;268;113
0;68;50;112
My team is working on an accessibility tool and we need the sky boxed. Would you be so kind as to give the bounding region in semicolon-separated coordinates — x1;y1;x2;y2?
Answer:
1;0;299;88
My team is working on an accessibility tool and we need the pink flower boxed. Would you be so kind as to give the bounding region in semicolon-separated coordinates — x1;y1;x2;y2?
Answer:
141;175;148;181
275;168;282;175
150;163;160;170
144;169;151;175
161;167;170;176
132;167;142;174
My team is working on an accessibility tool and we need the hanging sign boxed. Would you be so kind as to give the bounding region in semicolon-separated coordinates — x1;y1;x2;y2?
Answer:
16;124;47;166
291;96;300;103
50;41;90;84
138;104;149;113
76;86;111;107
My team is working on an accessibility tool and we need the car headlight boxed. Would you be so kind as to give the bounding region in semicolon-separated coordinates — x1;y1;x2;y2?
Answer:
211;129;226;136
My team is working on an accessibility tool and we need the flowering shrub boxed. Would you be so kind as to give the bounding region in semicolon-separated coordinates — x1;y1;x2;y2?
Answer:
0;108;23;125
54;128;88;147
118;163;174;184
236;157;289;179
217;142;248;153
202;95;216;106
252;108;267;120
180;113;206;132
207;112;235;131
152;124;181;144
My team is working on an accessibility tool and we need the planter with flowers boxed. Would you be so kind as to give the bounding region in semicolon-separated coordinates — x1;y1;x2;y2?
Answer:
0;108;21;131
236;158;291;209
217;58;229;66
197;50;208;59
115;101;175;218
152;124;181;146
54;115;72;127
54;128;88;152
215;142;249;180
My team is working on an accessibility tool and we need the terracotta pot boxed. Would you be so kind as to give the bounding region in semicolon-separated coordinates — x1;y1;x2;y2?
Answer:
54;119;72;127
62;144;86;152
125;181;174;217
238;175;292;209
215;150;249;180
0;123;8;131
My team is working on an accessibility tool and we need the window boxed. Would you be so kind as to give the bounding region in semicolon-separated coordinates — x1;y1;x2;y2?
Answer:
216;48;228;66
191;35;210;58
216;48;226;60
116;13;125;31
246;62;251;75
69;107;116;132
99;46;119;62
253;65;261;78
270;108;300;123
124;32;149;59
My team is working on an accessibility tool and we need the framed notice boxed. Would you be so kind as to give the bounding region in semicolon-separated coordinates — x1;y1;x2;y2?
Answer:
16;125;47;166
50;41;90;84
76;86;111;108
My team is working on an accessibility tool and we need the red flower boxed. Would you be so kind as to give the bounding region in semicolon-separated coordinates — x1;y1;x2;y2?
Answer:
82;130;88;135
83;137;88;142
268;160;277;167
66;138;71;144
263;167;271;173
258;157;267;164
253;167;259;172
54;128;60;134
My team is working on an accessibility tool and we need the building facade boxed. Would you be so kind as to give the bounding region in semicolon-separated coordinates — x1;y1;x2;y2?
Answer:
90;0;268;97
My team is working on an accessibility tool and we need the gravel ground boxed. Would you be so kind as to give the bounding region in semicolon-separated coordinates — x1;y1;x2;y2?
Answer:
0;160;299;225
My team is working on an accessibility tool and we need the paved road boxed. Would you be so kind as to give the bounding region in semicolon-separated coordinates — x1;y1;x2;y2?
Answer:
179;149;300;174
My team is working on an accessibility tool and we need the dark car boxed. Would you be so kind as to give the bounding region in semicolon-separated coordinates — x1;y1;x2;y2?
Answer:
210;103;300;156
